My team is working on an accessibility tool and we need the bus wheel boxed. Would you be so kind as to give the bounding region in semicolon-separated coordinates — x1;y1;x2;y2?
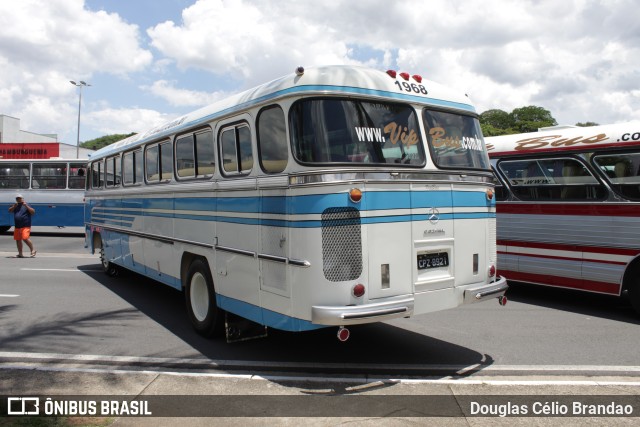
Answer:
185;259;224;337
100;246;119;277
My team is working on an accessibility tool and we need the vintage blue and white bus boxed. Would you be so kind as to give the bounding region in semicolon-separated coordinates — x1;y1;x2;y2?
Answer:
0;159;86;232
85;65;507;341
487;122;640;314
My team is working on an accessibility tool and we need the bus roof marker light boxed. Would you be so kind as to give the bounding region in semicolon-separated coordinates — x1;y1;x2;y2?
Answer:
412;74;423;83
399;72;410;81
295;66;305;76
386;70;397;78
349;188;362;203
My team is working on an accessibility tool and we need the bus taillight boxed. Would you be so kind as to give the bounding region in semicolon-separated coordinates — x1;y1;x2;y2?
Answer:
352;283;365;298
489;265;496;278
349;188;362;203
486;189;494;200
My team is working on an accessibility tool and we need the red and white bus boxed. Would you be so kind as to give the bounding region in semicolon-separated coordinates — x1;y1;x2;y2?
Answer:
486;122;640;314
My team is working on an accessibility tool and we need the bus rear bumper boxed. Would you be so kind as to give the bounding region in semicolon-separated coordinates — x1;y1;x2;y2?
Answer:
311;296;414;326
462;276;509;304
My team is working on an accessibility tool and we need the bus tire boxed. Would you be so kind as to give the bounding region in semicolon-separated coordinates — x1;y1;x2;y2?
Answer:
100;246;119;277
628;280;640;316
185;259;224;337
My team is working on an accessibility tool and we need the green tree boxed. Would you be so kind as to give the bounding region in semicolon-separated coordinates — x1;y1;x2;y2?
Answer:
480;109;513;129
80;133;136;151
480;109;516;136
509;105;557;133
575;122;599;127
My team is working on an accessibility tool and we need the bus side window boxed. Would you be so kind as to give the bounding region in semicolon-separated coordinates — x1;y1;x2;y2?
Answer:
160;141;173;182
69;163;86;189
195;130;215;177
498;158;604;201
594;152;640;200
91;161;103;189
257;105;288;174
1;163;30;189
105;156;121;187
146;145;159;182
220;124;253;175
32;163;66;189
176;134;196;178
123;151;135;185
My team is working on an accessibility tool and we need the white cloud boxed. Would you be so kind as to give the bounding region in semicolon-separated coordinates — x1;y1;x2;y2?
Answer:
0;0;154;142
2;0;640;145
83;108;177;136
141;80;228;107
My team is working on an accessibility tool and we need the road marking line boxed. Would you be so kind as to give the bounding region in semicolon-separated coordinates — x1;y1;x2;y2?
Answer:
20;268;103;272
0;251;97;259
0;294;19;298
1;352;640;381
1;364;640;386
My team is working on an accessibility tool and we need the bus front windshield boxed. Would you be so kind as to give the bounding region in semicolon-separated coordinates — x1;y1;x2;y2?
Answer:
423;110;491;170
291;98;426;166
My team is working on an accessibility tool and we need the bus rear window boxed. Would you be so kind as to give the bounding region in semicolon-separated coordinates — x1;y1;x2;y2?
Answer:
290;99;425;166
423;110;490;170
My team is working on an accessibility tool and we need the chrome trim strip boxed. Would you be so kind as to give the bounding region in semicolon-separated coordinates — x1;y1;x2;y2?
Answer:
87;223;177;246
463;277;509;304
288;259;311;268
342;307;409;320
257;253;287;263
312;296;414;326
258;253;312;268
289;170;493;186
214;245;255;258
87;223;311;267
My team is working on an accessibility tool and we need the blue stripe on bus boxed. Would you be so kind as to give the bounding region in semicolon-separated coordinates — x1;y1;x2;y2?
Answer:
91;211;494;230
216;294;323;332
89;190;494;215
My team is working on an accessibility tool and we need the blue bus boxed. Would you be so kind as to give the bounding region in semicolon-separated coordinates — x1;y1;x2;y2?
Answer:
0;159;87;232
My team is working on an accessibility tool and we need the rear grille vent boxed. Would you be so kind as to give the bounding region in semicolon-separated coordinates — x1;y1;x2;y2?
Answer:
321;207;362;282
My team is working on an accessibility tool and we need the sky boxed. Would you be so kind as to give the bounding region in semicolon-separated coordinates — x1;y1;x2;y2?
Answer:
1;0;639;146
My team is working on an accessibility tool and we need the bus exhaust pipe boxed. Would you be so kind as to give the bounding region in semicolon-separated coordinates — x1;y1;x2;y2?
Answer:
498;295;508;306
337;327;350;342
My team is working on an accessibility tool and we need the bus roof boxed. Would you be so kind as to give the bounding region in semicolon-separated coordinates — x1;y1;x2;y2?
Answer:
486;121;640;157
90;65;476;161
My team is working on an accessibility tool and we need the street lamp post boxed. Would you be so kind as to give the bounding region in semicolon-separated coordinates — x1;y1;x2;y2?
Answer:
70;80;91;159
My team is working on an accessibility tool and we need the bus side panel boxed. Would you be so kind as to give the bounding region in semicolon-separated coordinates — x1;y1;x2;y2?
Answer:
142;196;180;289
286;188;363;323
122;196;144;273
214;191;261;319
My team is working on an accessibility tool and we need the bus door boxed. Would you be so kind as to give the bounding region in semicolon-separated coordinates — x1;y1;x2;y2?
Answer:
411;183;456;293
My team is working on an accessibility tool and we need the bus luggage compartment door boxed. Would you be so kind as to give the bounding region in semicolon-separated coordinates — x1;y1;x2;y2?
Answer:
364;184;414;300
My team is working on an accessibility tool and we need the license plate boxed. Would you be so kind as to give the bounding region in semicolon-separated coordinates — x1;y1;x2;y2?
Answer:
417;252;449;270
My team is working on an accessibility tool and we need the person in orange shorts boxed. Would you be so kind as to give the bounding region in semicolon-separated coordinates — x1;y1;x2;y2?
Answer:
8;194;36;258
